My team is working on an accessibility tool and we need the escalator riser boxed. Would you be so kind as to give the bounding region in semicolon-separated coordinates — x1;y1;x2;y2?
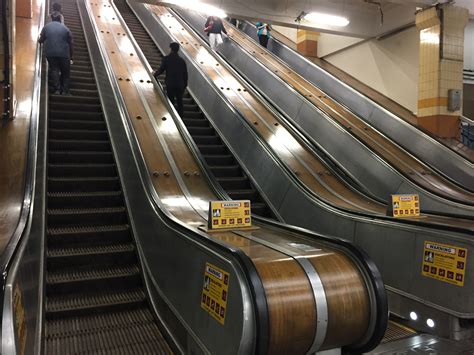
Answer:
47;225;132;249
47;208;128;227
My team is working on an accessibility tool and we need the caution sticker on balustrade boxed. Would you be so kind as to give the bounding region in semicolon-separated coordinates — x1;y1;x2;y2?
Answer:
201;263;230;325
207;200;251;230
421;241;468;286
391;194;420;218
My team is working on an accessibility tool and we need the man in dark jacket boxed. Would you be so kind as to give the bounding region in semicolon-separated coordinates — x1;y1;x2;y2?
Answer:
39;13;73;94
153;42;188;116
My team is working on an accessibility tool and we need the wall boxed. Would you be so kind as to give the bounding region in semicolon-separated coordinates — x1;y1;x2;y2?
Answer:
323;27;419;114
464;20;474;70
272;25;297;42
317;33;363;57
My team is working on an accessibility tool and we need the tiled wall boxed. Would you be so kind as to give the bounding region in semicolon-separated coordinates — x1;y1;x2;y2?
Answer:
296;29;319;57
416;5;468;137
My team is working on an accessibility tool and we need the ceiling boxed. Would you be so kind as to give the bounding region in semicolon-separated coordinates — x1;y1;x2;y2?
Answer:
144;0;474;38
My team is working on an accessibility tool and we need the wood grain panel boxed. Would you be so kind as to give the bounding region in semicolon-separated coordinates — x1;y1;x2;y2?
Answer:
0;0;41;253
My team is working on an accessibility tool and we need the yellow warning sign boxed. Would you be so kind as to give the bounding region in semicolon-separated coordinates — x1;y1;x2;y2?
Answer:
208;200;251;230
201;263;230;325
421;241;468;286
391;194;420;218
13;283;27;355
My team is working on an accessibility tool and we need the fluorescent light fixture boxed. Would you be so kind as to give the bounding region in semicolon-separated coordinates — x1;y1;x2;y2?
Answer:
409;311;418;321
304;12;350;27
426;318;435;328
164;0;227;18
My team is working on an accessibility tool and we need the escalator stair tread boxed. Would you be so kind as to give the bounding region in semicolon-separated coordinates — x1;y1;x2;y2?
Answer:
48;139;111;151
48;176;120;192
45;308;156;336
47;190;122;197
47;243;135;259
49;110;104;122
49;102;102;112
45;309;172;354
183;119;209;128
47;224;132;247
46;264;140;285
48;224;130;236
49;95;99;105
45;288;146;314
48;151;114;164
49;119;106;130
47;191;124;209
47;206;126;215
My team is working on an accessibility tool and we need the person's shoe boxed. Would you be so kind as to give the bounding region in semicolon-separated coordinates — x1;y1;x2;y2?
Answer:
51;90;61;95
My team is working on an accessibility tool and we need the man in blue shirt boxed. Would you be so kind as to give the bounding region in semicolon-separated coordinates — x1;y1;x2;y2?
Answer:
39;13;73;95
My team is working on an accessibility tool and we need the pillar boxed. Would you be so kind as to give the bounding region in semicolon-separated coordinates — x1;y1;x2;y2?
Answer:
296;29;319;57
416;5;469;138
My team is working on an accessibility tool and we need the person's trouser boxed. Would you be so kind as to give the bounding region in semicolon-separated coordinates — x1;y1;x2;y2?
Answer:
209;33;223;50
166;85;185;116
47;56;71;93
258;35;269;48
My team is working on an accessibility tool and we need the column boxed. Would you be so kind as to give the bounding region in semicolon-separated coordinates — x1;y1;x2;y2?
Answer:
416;5;469;138
296;29;319;57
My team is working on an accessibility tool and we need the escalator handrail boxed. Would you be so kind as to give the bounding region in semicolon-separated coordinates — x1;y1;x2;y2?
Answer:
79;2;272;353
0;0;45;312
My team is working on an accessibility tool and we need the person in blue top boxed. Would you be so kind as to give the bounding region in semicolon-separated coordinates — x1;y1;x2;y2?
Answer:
39;13;73;95
256;21;272;48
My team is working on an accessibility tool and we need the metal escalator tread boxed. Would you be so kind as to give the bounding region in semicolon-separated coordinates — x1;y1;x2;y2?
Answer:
114;0;276;219
44;1;173;353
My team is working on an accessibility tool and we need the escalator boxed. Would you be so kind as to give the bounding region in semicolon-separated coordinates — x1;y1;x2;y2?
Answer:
235;20;474;190
114;0;276;219
44;1;172;352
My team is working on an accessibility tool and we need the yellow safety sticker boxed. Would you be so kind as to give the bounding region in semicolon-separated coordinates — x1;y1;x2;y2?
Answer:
201;262;230;325
13;283;27;355
391;194;420;218
421;241;468;286
208;200;251;230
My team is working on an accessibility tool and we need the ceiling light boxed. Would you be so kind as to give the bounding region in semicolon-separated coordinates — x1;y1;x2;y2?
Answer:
304;12;350;27
426;318;435;328
164;0;227;18
409;311;418;321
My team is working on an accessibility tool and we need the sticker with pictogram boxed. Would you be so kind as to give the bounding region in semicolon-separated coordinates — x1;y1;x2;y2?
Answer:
208;200;252;230
421;241;468;286
201;262;230;325
391;194;420;218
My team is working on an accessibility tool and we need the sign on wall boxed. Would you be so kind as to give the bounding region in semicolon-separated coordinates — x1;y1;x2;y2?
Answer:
201;263;230;325
421;241;468;287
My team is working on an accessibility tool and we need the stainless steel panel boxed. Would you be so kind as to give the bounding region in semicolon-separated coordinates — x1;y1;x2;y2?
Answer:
240;21;474;191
